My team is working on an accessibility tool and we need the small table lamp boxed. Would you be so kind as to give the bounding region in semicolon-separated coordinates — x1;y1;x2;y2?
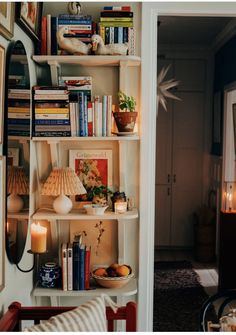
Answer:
7;166;29;213
41;167;86;214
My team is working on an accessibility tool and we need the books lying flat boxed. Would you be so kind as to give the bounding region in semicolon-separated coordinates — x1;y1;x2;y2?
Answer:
34;94;69;100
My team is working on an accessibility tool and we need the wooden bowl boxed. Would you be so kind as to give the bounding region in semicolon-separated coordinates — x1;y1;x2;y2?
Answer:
92;272;134;289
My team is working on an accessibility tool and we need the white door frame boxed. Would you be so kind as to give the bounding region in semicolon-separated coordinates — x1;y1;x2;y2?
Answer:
140;3;236;331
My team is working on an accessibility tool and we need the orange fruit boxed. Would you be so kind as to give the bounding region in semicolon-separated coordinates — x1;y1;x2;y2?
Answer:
116;265;130;277
110;263;120;270
94;268;107;276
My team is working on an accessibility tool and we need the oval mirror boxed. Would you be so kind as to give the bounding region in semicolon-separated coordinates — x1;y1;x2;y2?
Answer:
4;40;30;264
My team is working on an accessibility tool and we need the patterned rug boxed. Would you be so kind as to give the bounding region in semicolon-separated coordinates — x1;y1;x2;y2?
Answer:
153;260;213;331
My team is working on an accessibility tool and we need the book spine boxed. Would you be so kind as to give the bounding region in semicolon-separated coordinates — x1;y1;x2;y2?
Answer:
67;243;73;291
99;26;105;43
69;103;76;137
8;107;30;113
105;27;110;44
8;130;30;136
35;108;69;113
100;17;133;22
85;246;91;290
107;95;112;136
34;119;70;125
41;16;47;55
8;113;30;119
35;113;69;120
59;14;92;20
34;90;69;94
99;22;133;27
103;6;131;11
110;26;114;44
114;27;118;43
35;125;71;132
51;16;58;55
58;19;92;25
87;101;93;137
34;95;69;100
102;95;107;137
33;131;71;137
8;89;31;94
79;245;85;290
123;27;128;43
8;119;30;125
61;243;68;291
128;27;135;55
63;33;92;38
84;95;88;137
78;92;85;136
46;14;51;55
72;242;80;290
118;27;123;43
58;24;92;30
101;11;133;17
94;96;100;137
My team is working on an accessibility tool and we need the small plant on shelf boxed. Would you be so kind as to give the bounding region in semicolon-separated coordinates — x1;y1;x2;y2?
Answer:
87;185;113;205
113;91;138;133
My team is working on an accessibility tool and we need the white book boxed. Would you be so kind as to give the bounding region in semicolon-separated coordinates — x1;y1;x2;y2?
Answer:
107;95;112;137
35;113;69;120
69;103;76;137
102;96;107;137
67;243;73;291
8;113;30;119
61;243;68;291
94;96;101;137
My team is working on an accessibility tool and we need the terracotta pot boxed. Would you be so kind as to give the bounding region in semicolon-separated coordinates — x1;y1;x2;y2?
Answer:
113;112;137;132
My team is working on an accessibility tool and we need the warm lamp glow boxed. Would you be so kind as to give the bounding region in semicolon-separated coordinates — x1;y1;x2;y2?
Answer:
41;167;86;214
31;223;47;253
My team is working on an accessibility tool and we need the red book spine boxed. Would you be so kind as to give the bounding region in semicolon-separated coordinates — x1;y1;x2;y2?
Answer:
85;246;91;289
87;101;93;137
41;16;47;55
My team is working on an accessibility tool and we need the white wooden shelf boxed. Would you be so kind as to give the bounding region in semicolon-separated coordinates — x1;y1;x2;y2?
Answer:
32;55;141;67
32;278;137;299
32;135;139;143
7;210;29;220
32;208;138;221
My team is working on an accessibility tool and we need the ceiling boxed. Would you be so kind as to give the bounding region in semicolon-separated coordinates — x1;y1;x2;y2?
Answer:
158;16;234;46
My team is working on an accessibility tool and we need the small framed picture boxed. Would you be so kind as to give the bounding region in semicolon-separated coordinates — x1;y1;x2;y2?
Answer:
8;148;20;166
0;2;14;40
15;2;43;42
0;45;5;144
69;149;113;202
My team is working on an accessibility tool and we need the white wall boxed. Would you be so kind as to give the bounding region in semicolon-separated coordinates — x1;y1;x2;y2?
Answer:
0;23;37;314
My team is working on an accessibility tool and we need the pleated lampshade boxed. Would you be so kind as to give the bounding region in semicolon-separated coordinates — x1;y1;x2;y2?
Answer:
41;167;86;214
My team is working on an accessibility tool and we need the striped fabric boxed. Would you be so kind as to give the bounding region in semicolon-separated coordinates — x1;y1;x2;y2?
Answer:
24;296;107;332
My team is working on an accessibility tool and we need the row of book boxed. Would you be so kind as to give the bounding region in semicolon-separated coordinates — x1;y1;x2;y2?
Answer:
40;6;135;56
69;94;113;137
61;242;91;291
7;89;31;137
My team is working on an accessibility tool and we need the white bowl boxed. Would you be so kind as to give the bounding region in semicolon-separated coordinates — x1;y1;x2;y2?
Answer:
83;204;108;215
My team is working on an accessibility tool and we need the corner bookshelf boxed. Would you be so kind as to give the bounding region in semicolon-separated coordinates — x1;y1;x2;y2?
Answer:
31;47;141;304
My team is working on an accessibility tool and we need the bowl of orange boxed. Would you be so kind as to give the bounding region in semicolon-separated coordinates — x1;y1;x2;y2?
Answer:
92;264;134;288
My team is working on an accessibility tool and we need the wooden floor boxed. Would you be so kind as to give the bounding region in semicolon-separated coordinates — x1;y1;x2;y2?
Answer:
155;249;218;296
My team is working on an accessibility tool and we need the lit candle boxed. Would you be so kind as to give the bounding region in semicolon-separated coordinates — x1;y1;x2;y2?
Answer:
115;202;127;214
31;223;47;253
229;193;233;211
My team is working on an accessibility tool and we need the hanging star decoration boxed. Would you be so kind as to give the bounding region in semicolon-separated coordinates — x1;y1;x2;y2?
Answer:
157;65;181;111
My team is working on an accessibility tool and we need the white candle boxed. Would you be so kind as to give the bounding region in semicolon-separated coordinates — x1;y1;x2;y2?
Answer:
31;223;47;253
229;193;233;210
115;202;127;214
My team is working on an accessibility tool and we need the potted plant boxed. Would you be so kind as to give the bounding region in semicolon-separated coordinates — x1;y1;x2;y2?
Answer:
113;91;138;132
86;185;113;205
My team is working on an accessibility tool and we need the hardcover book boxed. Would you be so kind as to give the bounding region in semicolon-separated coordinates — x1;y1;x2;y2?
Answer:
61;243;68;291
67;243;73;291
72;241;80;290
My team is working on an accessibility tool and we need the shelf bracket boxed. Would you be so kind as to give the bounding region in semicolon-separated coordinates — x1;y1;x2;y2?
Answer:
47;140;59;168
119;61;128;92
47;60;60;86
118;140;127;193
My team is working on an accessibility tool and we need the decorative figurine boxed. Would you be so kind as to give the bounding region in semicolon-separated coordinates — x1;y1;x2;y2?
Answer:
68;2;81;14
57;26;92;55
91;34;128;55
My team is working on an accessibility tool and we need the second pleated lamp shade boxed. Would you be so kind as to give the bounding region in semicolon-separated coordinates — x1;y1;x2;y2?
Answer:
41;167;86;214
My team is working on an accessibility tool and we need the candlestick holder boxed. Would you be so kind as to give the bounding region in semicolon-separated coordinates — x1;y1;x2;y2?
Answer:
223;181;236;212
16;249;48;273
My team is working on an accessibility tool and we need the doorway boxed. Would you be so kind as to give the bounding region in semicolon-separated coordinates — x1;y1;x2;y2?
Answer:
155;15;232;253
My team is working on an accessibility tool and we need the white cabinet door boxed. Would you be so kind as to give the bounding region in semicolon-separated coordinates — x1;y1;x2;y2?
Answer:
155;58;205;248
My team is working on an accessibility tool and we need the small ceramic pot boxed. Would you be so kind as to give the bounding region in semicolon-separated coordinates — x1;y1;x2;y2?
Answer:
113;112;137;132
39;262;61;288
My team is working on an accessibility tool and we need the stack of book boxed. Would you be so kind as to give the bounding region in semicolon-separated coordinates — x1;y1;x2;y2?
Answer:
32;86;71;137
61;242;91;291
41;14;94;55
7;89;31;137
99;5;135;55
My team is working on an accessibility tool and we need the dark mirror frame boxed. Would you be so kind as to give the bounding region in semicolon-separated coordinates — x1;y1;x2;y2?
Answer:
3;40;30;265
